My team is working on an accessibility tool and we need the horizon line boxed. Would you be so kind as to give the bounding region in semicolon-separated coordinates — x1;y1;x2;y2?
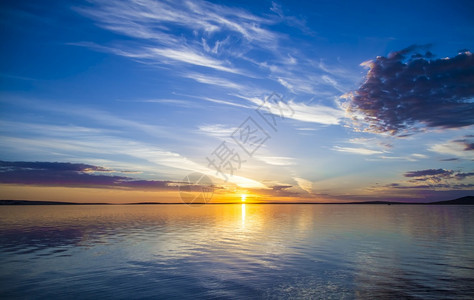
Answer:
1;196;473;206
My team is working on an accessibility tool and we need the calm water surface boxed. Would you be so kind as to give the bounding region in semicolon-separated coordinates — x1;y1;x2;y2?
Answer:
0;204;473;299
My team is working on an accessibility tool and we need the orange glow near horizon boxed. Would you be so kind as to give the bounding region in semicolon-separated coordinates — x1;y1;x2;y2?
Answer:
0;184;263;204
0;184;356;204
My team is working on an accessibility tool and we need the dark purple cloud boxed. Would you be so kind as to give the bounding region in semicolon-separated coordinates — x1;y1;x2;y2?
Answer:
387;183;474;190
404;169;453;177
453;138;474;151
381;168;473;197
454;172;474;180
403;168;474;184
0;161;174;190
440;158;459;161
246;185;299;198
348;46;474;134
272;185;292;191
0;161;109;172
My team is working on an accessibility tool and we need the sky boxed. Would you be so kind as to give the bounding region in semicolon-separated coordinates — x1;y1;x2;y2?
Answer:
0;0;473;203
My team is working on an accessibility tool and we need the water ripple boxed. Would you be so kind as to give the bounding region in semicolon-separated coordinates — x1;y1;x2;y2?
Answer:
0;204;473;299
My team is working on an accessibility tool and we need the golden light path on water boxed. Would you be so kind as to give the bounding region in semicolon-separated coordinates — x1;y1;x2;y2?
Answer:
241;194;247;227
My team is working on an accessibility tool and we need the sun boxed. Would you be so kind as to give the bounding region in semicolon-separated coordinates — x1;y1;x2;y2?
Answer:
241;194;247;202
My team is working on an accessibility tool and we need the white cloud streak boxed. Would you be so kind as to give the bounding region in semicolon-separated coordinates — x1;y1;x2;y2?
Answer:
150;47;241;73
333;146;384;155
294;177;313;193
198;124;237;138
184;73;246;90
255;156;295;166
430;140;474;159
74;0;280;75
231;93;345;125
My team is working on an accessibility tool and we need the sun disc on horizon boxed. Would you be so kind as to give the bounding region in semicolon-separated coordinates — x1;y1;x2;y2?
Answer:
241;194;246;202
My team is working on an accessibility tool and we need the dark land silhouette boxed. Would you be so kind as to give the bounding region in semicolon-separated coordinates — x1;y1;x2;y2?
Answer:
1;196;473;205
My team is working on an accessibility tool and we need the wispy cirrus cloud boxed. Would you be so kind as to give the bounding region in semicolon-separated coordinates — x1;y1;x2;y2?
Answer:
169;92;253;109
294;177;313;194
255;156;295;166
274;74;345;96
184;73;247;90
288;101;343;125
71;42;244;74
347;137;392;149
333;146;384;155
1;95;183;140
234;94;344;125
373;154;428;162
150;47;242;74
70;0;356;138
74;0;354;110
132;99;197;108
198;124;237;138
269;2;314;35
200;97;252;109
429;135;474;159
74;0;280;75
345;46;474;135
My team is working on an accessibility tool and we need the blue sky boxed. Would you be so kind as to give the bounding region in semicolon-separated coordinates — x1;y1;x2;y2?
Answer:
0;0;473;203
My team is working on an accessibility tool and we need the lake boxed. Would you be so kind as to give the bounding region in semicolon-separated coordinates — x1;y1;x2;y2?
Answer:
0;204;473;299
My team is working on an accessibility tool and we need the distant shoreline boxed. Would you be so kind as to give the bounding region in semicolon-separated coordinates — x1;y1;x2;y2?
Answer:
1;196;473;206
